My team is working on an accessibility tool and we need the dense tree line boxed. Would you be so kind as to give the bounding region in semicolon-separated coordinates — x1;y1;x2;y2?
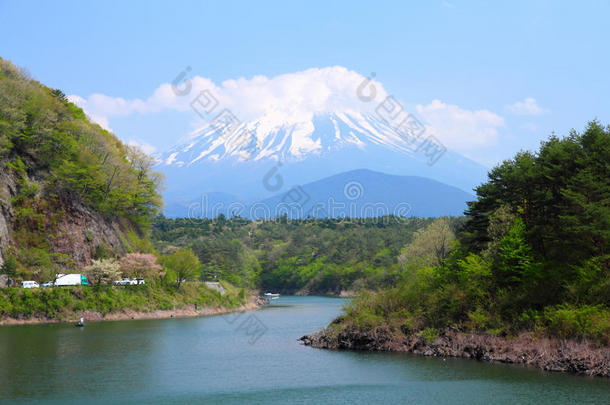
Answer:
339;121;609;343
462;120;609;309
152;215;436;294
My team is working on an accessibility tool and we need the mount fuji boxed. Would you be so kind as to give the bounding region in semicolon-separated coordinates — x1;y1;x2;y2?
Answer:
157;110;488;218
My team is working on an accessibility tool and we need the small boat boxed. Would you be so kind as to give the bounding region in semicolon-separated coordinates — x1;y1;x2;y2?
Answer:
75;317;85;327
271;296;280;300
264;292;280;297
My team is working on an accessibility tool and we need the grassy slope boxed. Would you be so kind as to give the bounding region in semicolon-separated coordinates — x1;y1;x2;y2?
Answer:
0;281;249;321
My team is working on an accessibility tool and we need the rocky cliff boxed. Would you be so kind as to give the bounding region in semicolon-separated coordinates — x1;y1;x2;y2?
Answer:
0;161;16;265
0;160;132;268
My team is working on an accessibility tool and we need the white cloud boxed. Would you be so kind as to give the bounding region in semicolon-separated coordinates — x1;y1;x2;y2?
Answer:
88;114;111;131
506;97;549;115
66;94;85;106
67;95;112;131
127;139;157;155
68;67;388;130
69;67;506;160
416;99;505;151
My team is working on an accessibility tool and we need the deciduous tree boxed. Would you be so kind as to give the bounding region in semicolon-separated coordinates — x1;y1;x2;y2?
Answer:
85;259;122;285
161;249;201;288
119;253;161;279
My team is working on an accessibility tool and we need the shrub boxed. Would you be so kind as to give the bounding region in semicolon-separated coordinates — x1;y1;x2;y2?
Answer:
544;305;610;344
468;307;491;331
419;327;439;343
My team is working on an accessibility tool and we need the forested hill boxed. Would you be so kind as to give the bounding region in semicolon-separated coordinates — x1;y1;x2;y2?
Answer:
0;58;163;280
313;121;609;346
151;215;438;294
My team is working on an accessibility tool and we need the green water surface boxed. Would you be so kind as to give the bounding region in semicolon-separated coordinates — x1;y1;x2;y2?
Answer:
0;296;607;404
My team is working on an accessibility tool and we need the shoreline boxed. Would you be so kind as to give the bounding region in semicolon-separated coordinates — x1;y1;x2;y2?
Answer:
300;325;610;377
288;290;358;298
0;297;266;326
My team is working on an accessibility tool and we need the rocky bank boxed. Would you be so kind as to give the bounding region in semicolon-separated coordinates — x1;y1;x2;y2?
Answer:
300;325;610;377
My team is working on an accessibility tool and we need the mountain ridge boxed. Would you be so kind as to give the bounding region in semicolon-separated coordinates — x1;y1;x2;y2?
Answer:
171;168;474;219
157;112;489;209
160;112;421;165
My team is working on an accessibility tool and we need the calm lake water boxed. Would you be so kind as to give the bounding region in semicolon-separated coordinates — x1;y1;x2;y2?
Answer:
0;296;607;404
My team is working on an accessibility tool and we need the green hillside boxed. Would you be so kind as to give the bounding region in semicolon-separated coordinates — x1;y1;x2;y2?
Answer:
321;121;610;343
0;57;163;281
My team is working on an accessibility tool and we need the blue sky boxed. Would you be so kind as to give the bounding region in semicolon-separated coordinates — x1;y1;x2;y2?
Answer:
1;0;608;166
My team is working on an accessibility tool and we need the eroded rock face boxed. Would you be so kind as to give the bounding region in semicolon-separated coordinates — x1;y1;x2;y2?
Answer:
300;324;610;377
0;162;17;266
50;199;129;266
0;161;131;268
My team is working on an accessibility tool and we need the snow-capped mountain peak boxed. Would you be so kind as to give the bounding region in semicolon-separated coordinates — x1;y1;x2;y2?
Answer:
160;111;418;167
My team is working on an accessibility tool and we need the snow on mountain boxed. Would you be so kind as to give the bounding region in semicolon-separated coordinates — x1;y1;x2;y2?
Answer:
157;111;489;217
160;111;418;167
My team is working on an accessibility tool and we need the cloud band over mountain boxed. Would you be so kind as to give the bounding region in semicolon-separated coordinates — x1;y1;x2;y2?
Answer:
68;66;520;161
